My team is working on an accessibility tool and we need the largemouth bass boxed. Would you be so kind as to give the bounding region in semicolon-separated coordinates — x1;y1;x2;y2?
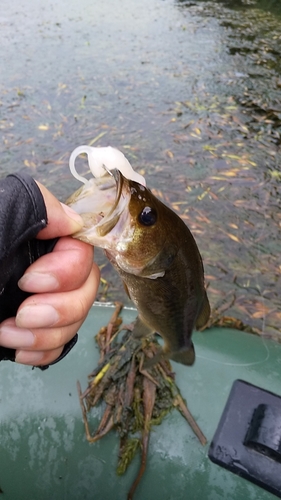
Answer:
66;146;210;366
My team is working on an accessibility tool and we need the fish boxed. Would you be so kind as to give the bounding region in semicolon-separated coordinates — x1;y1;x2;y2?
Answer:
66;146;210;366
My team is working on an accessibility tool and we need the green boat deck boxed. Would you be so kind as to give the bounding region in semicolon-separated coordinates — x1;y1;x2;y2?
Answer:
0;304;280;500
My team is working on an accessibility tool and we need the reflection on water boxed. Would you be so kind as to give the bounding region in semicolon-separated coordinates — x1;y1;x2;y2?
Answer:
0;0;280;337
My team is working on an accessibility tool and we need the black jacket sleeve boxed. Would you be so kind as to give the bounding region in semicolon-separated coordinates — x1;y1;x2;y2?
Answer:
0;173;77;367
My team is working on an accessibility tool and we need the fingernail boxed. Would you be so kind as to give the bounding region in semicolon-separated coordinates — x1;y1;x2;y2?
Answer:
18;272;59;293
0;325;35;348
61;203;84;228
16;304;60;328
16;350;44;365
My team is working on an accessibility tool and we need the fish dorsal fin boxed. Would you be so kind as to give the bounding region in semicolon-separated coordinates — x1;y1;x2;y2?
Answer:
195;291;211;330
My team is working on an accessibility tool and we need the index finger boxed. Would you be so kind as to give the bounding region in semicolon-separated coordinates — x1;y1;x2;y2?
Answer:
35;181;84;239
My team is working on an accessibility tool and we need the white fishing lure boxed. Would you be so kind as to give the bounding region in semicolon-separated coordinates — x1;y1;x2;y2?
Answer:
69;145;146;186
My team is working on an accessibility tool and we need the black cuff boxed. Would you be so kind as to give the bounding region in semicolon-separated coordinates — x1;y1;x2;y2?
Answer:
39;334;78;370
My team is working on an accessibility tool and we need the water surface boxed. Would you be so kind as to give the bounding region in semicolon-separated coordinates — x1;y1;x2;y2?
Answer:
1;0;280;337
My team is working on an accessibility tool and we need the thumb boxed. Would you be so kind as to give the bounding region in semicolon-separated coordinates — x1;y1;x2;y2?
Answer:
35;181;84;240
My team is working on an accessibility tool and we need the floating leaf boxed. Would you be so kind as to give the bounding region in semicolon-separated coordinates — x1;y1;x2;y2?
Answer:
226;233;241;243
197;188;210;201
165;150;174;159
88;131;108;146
219;170;240;177
209;191;219;200
38;124;49;131
222;154;242;160
203;145;217;151
24;159;36;169
252;311;268;319
58;83;67;90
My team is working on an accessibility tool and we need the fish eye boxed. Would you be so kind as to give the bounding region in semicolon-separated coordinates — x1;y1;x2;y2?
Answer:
138;206;157;226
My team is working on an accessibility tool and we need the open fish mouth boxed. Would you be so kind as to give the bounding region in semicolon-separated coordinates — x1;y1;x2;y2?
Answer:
65;146;143;249
66;168;132;248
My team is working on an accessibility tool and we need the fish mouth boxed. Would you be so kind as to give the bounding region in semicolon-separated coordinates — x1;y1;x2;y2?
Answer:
66;168;132;249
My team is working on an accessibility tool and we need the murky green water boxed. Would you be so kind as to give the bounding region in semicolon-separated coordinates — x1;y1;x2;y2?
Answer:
1;0;280;337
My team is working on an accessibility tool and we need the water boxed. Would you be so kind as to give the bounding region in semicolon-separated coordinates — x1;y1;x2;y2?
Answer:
0;0;280;337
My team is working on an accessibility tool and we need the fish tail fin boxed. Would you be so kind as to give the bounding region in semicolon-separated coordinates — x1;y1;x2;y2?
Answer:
143;342;195;369
195;291;211;330
169;342;195;366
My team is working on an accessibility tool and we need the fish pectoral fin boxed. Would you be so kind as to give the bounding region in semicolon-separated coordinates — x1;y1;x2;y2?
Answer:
132;317;154;339
139;242;178;279
141;270;165;279
195;291;211;330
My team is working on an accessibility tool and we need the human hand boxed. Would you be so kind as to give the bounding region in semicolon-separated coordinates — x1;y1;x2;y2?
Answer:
0;181;100;366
